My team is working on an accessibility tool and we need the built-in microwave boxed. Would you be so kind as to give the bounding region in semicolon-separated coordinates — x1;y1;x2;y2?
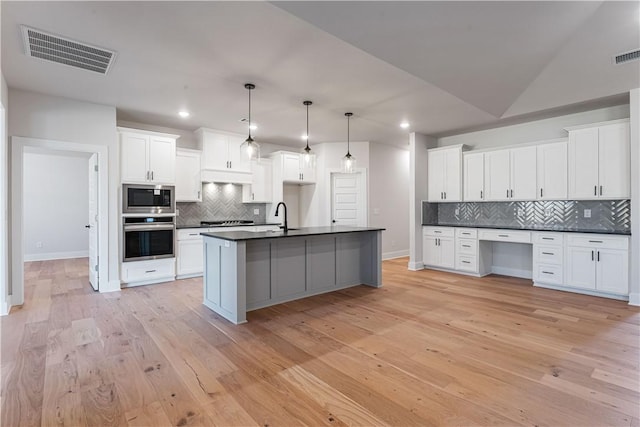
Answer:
123;184;175;214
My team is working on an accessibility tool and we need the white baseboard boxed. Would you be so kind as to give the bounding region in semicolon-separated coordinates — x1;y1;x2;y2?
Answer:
24;251;89;262
0;296;10;316
628;292;640;306
408;261;424;271
535;282;629;301
383;250;409;260
491;266;532;280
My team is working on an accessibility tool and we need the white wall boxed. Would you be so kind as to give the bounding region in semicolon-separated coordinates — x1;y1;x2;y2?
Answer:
370;142;410;259
438;105;629;149
1;73;9;314
23;151;89;261
629;88;639;306
8;89;119;291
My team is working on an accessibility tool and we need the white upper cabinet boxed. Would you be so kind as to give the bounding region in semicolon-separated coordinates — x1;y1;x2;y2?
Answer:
537;141;567;200
273;151;316;184
119;128;178;184
463;152;484;201
197;128;250;173
567;120;630;200
242;159;273;203
175;148;202;202
484;146;536;201
427;145;462;202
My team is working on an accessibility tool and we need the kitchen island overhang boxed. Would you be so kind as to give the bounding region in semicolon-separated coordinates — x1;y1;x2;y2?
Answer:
201;226;385;324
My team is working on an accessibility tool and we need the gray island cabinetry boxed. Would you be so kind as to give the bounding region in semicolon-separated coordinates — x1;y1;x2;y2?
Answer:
201;226;384;324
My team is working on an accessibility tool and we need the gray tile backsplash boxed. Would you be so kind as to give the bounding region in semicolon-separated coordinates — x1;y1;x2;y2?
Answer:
177;183;267;226
422;200;630;233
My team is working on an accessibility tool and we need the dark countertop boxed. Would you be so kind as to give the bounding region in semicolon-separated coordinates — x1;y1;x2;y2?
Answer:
177;223;280;230
422;223;631;236
201;226;386;241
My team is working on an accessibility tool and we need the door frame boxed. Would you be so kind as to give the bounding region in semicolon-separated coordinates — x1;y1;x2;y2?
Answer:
10;136;109;306
327;168;368;227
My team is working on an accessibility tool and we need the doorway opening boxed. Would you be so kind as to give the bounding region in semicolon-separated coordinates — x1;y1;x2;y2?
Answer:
10;137;108;308
330;170;367;227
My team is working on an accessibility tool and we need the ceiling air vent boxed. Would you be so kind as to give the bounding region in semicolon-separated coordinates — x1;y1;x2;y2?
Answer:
21;26;116;74
614;49;640;65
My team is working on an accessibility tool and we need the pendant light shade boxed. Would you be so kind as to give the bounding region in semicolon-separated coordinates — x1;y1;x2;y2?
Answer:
300;100;316;169
342;112;356;173
240;83;260;162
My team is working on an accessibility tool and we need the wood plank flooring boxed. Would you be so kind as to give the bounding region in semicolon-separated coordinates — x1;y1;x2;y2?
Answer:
2;257;639;426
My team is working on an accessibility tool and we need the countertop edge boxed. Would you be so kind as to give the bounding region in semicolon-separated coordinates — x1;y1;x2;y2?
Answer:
421;224;631;236
201;227;386;241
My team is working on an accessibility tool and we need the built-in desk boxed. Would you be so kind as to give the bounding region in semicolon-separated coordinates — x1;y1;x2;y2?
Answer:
422;226;629;301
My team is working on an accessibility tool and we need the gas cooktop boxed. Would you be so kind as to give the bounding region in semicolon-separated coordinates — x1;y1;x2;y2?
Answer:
200;220;255;226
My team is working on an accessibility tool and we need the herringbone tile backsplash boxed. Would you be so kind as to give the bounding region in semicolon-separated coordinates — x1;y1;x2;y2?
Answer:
177;183;267;226
423;200;630;233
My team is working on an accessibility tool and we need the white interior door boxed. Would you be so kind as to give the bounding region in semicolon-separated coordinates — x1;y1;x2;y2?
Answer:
331;172;365;226
88;153;99;291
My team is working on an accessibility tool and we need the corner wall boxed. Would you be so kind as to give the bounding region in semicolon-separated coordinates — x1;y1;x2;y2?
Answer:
630;88;639;306
409;132;436;270
1;73;9;314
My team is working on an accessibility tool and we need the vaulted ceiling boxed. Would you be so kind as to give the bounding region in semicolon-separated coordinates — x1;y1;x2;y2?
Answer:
2;1;638;147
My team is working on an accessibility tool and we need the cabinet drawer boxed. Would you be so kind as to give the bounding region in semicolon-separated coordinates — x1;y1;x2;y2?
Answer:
456;228;477;239
423;226;455;237
566;234;629;250
456;255;478;272
177;228;205;241
478;229;531;243
535;246;562;264
534;263;563;285
121;259;175;283
457;239;477;255
533;232;564;246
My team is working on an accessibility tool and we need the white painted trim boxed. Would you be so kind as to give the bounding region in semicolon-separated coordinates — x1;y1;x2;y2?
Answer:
382;250;409;260
407;261;424;271
491;266;532;280
534;282;629;302
24;251;89;262
103;280;122;293
11;137;110;304
327;168;368;227
117;126;180;139
628;293;640;306
563;118;629;132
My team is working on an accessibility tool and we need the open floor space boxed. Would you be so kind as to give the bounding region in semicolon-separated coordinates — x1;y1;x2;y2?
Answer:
2;257;639;426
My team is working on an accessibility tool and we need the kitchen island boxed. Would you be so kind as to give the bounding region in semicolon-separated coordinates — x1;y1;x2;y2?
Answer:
201;226;385;324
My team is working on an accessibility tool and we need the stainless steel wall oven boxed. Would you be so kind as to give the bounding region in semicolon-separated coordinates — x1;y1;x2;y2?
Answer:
123;216;175;262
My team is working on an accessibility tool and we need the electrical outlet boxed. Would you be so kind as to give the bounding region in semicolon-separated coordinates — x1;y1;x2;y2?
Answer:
36;241;43;248
517;208;524;217
584;209;591;218
253;208;260;215
455;208;460;216
545;208;552;216
176;209;180;216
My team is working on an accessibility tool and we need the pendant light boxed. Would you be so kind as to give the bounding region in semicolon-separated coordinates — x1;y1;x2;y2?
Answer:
342;112;356;173
300;100;316;169
240;83;260;162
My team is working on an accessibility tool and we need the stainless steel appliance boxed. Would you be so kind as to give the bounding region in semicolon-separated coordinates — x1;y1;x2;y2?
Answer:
123;216;175;262
123;184;175;214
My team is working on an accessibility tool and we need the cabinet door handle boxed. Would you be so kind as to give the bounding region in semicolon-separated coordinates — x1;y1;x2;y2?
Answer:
594;185;597;196
444;192;447;199
597;251;600;262
542;252;554;255
599;185;603;196
197;191;201;199
480;190;483;199
540;188;543;198
146;171;149;180
510;189;513;198
591;250;594;261
506;189;509;198
151;171;154;180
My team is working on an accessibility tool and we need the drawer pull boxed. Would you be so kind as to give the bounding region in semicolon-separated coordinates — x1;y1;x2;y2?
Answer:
541;271;554;275
462;261;471;264
462;245;471;248
498;234;509;237
145;269;157;273
189;233;199;236
588;240;603;243
434;231;442;234
541;237;554;240
462;232;471;235
541;252;554;255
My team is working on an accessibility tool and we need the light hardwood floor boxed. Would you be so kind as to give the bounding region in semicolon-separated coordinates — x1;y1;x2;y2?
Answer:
2;257;639;426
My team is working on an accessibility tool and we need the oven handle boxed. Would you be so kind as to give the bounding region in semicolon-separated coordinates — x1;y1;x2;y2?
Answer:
123;224;175;231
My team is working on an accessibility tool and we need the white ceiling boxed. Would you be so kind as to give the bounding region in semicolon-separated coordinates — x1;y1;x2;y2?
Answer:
2;1;638;147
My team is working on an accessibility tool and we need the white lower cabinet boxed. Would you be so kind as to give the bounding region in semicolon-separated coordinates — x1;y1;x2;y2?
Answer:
177;229;205;278
121;258;176;286
422;227;455;269
532;232;564;286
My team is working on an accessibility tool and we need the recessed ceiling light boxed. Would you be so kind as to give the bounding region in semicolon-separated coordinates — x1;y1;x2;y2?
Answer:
400;121;410;129
178;111;190;118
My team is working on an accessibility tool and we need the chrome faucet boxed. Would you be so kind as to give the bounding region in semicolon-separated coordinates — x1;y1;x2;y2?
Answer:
275;202;288;232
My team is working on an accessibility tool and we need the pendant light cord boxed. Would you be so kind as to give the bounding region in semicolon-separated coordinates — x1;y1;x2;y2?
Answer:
306;102;310;150
248;87;252;140
347;114;351;156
